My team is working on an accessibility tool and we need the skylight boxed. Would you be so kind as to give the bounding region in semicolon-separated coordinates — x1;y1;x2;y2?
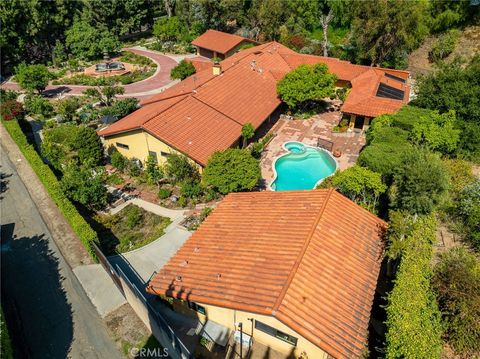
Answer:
384;72;407;83
376;83;405;100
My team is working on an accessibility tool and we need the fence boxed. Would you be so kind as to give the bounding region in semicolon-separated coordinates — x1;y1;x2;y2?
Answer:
116;266;193;359
92;242;193;359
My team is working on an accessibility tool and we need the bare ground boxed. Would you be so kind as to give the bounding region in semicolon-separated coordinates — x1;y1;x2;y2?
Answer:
407;25;480;78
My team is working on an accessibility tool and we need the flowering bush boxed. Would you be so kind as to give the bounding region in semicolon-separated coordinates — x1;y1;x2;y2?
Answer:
0;100;24;121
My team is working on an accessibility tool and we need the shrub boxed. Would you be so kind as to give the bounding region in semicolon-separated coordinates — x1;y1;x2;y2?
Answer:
318;165;386;213
125;205;143;229
1;119;98;259
390;148;450;215
432;248;480;354
60;164;108;210
358;141;412;180
443;158;475;196
385;215;443;358
109;98;139;118
428;30;460;63
74;127;104;167
178;196;187;207
41;124;79;170
165;153;199;183
170;60;196;80
157;188;172;200
119;51;155;66
203;149;260;194
24;95;54;117
0;89;18;102
145;155;163;185
0;100;24;121
180;180;202;199
457;180;480;250
110;150;128;172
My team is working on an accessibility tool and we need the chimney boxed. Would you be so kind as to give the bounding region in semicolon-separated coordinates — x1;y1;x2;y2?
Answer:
213;61;222;76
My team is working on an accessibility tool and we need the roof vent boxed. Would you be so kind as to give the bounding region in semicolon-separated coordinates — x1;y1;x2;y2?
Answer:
250;60;257;70
175;275;183;282
216;273;222;280
258;68;264;74
180;260;189;267
194;247;200;253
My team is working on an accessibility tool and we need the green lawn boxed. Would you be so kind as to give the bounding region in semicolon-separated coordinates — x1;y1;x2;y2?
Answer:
95;204;171;255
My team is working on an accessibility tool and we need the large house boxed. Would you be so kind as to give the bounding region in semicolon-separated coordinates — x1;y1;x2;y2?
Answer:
147;189;386;358
191;29;258;59
98;33;410;168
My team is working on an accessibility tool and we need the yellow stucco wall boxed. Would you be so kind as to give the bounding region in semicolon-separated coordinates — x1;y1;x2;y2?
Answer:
174;300;330;359
103;129;202;171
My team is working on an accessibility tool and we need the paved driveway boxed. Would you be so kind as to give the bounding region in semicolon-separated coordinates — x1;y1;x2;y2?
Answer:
0;146;122;359
0;48;179;101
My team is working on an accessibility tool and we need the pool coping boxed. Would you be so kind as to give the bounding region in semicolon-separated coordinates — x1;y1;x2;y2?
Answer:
268;141;338;191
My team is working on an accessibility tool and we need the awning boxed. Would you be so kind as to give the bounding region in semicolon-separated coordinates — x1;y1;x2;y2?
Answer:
199;320;230;347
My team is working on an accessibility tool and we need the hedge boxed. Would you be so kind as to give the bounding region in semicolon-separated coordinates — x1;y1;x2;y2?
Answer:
1;119;98;260
385;215;443;358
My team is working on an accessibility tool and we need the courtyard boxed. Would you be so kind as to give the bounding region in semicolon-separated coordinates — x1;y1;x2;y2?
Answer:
260;111;366;188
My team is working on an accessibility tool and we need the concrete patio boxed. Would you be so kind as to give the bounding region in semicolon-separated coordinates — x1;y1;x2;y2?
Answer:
261;111;366;188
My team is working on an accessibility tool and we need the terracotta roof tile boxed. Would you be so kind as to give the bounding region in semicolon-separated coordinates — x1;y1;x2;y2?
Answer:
100;34;410;165
192;29;252;54
147;189;386;358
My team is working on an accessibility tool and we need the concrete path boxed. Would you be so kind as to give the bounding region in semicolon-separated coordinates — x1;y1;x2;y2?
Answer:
109;196;186;222
0;145;122;359
73;264;126;318
0;48;181;101
108;222;192;286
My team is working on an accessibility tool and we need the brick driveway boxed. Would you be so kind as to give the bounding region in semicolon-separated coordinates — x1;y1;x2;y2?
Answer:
0;47;179;101
260;111;366;188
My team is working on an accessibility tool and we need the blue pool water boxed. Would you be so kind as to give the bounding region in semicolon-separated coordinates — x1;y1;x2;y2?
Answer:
271;142;337;191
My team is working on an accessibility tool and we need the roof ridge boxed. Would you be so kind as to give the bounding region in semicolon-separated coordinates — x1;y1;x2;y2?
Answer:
192;95;244;127
272;188;335;315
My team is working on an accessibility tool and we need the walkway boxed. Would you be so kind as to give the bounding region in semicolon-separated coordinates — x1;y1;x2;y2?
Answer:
261;111;366;187
0;48;180;101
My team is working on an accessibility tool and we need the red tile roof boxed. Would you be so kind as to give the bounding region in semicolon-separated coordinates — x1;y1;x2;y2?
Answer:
191;29;253;54
147;189;386;358
99;35;409;165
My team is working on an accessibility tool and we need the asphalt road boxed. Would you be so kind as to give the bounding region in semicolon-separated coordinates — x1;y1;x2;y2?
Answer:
0;146;122;359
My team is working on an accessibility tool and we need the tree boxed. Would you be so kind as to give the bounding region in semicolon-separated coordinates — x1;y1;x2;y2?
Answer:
319;9;334;57
56;97;81;122
277;63;336;109
385;215;443;358
153;16;185;42
241;123;255;148
410;110;460;154
108;98;139;118
170;60;196;80
414;56;480;124
203;149;260;194
457;180;480;250
318;165;386;213
164;153;199;183
74;127;104;167
83;86;125;107
390;149;450;215
254;0;286;40
110;150;128;172
14;63;51;94
145;155;163;186
60;164;107;210
432;248;480;354
41;124;80;170
66;20;120;60
351;0;429;67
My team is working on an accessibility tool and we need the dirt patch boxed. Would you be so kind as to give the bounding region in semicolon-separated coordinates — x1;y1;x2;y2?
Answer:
407;26;480;78
105;303;161;358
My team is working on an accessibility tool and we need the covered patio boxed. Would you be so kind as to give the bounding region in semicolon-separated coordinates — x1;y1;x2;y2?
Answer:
260;111;366;188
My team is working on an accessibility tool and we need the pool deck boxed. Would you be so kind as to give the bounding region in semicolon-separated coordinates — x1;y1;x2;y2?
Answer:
260;111;366;189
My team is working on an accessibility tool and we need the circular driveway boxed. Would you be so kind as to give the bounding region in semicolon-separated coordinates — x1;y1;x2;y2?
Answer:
0;48;179;100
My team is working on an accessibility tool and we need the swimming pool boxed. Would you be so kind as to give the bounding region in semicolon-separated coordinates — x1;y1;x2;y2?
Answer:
270;141;337;191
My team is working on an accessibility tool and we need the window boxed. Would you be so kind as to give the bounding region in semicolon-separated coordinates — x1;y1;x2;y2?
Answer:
384;72;407;83
116;142;129;149
160;151;171;158
255;320;298;346
148;151;158;162
188;301;206;315
376;83;405;100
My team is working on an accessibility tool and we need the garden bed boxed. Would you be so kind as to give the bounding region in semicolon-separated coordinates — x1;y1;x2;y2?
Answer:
94;204;171;255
